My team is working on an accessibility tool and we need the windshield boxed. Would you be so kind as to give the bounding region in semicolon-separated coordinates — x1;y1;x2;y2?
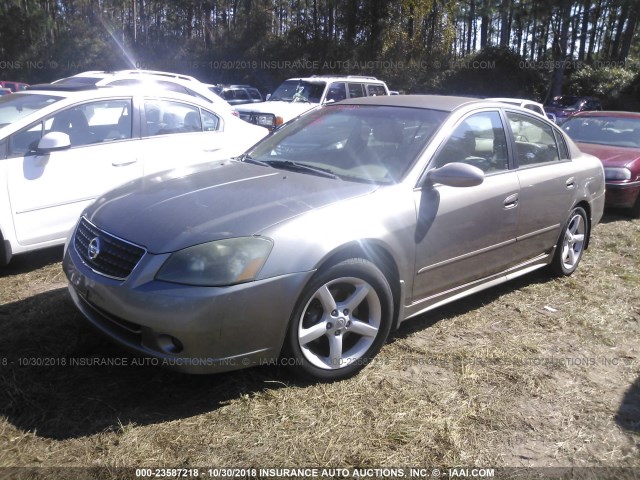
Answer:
0;93;63;128
269;80;326;103
247;104;447;184
562;116;640;148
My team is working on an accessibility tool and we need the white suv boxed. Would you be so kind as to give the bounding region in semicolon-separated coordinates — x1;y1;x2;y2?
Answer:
235;75;390;130
54;70;234;113
0;84;267;265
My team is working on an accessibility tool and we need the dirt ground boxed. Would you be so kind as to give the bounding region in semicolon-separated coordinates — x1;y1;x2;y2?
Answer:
0;211;638;479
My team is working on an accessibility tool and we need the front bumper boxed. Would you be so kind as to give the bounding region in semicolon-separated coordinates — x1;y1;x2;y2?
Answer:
605;180;640;209
63;244;313;374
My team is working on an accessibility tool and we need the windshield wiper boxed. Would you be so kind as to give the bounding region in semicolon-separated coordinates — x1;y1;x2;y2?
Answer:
265;159;340;179
234;153;270;167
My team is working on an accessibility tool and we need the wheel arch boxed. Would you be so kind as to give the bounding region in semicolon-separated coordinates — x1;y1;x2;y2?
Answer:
0;228;11;267
312;239;403;328
573;200;592;250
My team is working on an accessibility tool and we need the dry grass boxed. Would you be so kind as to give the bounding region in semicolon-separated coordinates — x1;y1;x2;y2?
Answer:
0;213;638;474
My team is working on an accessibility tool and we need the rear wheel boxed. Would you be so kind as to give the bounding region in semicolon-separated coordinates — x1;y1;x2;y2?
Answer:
550;206;588;276
630;195;640;218
285;258;393;381
0;231;9;267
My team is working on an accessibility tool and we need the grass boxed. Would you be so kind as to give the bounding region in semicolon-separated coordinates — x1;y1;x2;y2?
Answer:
0;213;638;476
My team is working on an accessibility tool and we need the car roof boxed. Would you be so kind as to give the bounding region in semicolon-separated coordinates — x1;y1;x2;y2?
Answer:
286;76;386;84
488;97;543;106
332;94;483;112
570;110;640;119
59;70;200;83
21;84;226;108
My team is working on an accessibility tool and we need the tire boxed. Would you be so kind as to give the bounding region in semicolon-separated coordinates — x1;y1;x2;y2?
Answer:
285;258;393;381
550;206;588;276
630;195;640;219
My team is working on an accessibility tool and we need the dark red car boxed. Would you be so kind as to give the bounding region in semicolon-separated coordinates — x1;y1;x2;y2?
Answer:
546;96;602;124
0;81;29;92
562;111;640;216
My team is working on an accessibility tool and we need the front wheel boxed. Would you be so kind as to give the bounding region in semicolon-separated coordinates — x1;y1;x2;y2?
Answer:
550;206;589;276
285;258;393;381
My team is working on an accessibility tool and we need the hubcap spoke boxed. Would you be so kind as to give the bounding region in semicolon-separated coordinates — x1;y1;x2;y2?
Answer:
343;283;370;312
569;216;582;234
561;212;586;269
328;334;343;367
315;285;337;313
299;322;328;345
349;319;379;338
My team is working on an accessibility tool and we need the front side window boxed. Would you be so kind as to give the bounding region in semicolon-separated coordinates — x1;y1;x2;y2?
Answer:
433;111;509;173
9;98;131;155
325;83;347;102
507;112;560;167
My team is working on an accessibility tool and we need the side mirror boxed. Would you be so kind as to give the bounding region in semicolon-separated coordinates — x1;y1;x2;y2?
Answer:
265;94;271;101
32;131;71;155
426;162;484;188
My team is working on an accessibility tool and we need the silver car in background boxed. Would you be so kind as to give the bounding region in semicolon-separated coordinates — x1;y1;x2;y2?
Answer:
63;95;605;381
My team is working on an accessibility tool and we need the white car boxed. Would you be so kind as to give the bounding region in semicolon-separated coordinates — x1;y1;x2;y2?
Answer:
235;75;390;130
488;97;556;123
53;70;234;113
0;84;268;265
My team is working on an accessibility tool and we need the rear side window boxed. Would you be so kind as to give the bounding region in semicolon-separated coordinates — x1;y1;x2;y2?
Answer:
524;104;544;116
348;83;365;99
507;112;561;167
367;84;387;96
144;99;220;136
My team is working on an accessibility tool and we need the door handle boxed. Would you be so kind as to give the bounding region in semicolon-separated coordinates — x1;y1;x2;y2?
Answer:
504;193;519;209
565;177;576;189
112;159;138;167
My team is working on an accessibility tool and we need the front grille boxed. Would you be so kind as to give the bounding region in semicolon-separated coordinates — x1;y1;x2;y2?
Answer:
74;217;146;280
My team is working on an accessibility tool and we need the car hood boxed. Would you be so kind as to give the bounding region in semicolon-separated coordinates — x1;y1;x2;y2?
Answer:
235;101;319;122
576;142;640;168
85;161;378;254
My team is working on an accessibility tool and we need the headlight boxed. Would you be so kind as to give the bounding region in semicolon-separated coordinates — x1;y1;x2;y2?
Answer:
156;237;273;286
604;167;632;181
256;114;276;127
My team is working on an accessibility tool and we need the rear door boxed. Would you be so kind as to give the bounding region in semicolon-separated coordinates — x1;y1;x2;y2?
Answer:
506;111;576;264
137;97;228;173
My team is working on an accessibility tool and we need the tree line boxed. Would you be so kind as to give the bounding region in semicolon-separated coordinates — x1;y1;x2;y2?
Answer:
1;0;639;106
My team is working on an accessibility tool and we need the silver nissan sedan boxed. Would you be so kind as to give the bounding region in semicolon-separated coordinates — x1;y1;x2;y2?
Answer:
63;95;606;381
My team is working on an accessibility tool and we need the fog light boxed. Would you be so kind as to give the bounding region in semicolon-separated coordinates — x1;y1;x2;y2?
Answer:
157;334;183;354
